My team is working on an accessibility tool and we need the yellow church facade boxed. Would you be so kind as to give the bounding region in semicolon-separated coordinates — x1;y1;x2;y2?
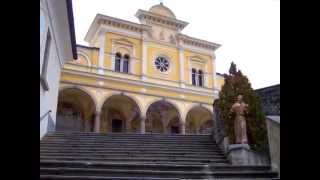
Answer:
57;3;225;135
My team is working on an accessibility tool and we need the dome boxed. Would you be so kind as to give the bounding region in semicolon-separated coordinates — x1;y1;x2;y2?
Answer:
149;3;176;19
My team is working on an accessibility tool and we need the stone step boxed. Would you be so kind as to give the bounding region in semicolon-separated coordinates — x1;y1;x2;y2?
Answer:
43;137;213;144
40;137;212;144
40;160;273;174
49;131;212;138
40;146;223;153
40;155;228;163
40;160;210;171
210;165;272;171
42;138;217;145
40;175;181;180
40;142;219;148
40;143;222;149
213;171;278;179
40;152;226;159
40;167;277;179
40;175;277;180
40;167;213;179
40;149;224;156
40;132;277;179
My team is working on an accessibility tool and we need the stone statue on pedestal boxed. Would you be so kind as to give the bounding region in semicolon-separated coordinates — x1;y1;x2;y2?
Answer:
230;95;249;144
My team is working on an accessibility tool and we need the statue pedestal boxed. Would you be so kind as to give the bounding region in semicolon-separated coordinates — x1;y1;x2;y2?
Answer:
227;144;269;165
227;144;251;165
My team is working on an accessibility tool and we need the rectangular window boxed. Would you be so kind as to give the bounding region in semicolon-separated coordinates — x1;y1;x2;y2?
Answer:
192;69;196;86
198;70;203;87
40;31;51;91
123;60;129;73
115;58;121;72
198;75;203;87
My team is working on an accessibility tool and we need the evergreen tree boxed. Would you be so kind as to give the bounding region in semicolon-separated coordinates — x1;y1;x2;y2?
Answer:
218;62;269;153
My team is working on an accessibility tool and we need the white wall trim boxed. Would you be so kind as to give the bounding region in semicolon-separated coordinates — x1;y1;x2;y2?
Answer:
43;0;64;68
61;68;216;98
211;53;217;89
142;40;148;79
98;29;106;74
178;47;185;87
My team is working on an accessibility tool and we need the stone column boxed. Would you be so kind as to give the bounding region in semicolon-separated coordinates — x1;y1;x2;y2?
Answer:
211;53;217;91
140;116;146;134
94;111;101;133
180;122;186;135
179;47;185;88
98;30;106;74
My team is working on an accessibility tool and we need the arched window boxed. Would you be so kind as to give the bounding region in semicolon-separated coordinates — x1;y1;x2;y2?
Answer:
192;68;196;86
198;70;203;87
115;52;121;72
123;54;130;73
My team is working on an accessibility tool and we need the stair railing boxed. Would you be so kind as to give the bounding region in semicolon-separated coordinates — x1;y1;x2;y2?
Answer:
40;110;55;134
40;110;51;122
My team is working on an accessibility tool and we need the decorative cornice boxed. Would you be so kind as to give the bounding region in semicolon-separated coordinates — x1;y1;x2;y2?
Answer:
61;67;216;98
85;14;152;43
61;80;214;106
135;9;188;31
178;34;221;51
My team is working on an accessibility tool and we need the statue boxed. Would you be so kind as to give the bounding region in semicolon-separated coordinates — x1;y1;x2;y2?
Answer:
159;30;165;40
169;34;176;44
230;95;249;144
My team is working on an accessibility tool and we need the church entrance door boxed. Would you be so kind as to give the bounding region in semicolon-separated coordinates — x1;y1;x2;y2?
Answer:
112;119;123;132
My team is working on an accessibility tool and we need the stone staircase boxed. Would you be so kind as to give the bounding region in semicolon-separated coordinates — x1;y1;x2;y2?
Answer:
40;132;278;179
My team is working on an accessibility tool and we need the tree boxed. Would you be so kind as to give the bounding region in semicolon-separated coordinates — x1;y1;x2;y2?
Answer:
218;62;269;153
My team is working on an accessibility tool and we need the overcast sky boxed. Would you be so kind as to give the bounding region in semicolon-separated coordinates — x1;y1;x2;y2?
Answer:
72;0;279;89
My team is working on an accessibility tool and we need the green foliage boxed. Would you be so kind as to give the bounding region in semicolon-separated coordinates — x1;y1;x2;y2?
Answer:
218;62;269;153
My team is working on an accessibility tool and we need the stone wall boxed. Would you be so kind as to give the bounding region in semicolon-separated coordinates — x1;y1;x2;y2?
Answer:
255;84;280;115
227;144;270;166
266;116;280;176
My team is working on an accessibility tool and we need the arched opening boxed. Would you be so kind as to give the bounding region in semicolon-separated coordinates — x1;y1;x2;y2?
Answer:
199;120;214;134
146;100;181;134
100;94;141;133
56;88;96;132
186;106;214;134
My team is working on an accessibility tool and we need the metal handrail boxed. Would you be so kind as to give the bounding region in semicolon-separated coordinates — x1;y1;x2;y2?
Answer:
40;110;52;122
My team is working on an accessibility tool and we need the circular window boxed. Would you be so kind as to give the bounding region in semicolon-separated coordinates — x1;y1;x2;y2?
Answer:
155;56;170;72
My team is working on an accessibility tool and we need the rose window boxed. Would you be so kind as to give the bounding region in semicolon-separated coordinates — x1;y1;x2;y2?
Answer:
155;57;169;72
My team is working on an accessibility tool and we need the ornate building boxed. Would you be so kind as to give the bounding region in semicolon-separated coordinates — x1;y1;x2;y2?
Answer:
40;0;77;139
57;3;225;135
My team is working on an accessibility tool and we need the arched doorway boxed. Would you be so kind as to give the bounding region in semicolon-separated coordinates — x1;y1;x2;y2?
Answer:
146;100;181;134
199;120;214;134
100;94;141;133
56;88;96;132
186;106;214;134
